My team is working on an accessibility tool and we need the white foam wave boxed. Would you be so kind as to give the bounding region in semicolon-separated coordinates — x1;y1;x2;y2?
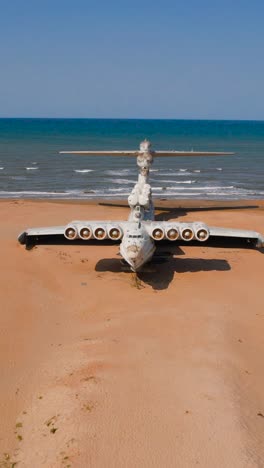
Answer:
179;169;188;172
109;178;135;184
108;188;129;192
26;167;39;170
216;168;222;171
74;169;94;173
105;169;131;176
0;167;4;170
154;192;204;197
152;185;235;192
159;171;192;176
169;185;235;191
193;170;201;173
0;190;71;196
159;180;196;184
11;176;27;180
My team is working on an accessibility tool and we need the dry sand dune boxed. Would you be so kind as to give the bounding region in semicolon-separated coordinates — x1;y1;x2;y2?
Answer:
0;199;264;467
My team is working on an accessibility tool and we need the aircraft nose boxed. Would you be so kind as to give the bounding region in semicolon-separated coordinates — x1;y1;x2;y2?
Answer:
126;244;140;260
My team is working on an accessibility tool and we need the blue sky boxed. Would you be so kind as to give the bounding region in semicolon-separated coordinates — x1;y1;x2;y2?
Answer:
0;0;264;119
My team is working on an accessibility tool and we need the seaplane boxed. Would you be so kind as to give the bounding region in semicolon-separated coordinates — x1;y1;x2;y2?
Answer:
18;139;264;271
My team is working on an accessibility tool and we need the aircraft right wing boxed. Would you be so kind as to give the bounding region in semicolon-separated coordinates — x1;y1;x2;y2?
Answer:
144;221;264;248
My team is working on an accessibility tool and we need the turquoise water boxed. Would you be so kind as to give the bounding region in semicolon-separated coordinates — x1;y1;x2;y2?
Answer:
0;118;263;199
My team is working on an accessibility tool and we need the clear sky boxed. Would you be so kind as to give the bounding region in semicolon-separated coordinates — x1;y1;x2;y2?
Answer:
0;0;264;119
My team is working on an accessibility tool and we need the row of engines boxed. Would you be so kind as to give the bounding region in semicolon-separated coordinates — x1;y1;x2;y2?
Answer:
64;223;210;242
64;224;123;241
151;224;210;242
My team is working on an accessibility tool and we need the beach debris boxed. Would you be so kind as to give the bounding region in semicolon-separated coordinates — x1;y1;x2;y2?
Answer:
0;452;18;467
131;272;145;290
82;402;94;412
81;376;98;384
50;427;58;434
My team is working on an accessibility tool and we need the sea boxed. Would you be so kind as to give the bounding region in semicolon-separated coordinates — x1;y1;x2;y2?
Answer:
0;118;263;200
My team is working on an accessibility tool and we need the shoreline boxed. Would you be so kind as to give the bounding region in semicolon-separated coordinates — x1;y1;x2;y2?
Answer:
1;197;264;206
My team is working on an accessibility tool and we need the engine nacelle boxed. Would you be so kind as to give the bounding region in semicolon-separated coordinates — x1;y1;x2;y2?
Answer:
93;226;107;240
166;227;179;241
79;226;92;240
180;226;195;241
64;225;78;240
194;224;210;242
151;226;165;241
108;226;123;241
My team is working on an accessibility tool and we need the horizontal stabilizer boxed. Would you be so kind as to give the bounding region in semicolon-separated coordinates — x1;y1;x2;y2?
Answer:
59;151;137;156
153;151;234;157
59;150;234;157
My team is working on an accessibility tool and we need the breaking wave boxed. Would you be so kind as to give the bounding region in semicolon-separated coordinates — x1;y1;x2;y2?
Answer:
109;178;136;184
105;169;132;176
159;180;196;184
74;169;94;173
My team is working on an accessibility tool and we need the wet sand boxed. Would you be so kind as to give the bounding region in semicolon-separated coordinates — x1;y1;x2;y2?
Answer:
0;199;264;467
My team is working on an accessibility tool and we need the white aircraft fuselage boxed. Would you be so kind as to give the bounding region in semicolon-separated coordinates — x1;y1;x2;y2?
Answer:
120;140;156;270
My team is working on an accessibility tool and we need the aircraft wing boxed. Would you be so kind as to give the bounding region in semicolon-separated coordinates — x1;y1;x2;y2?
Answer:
207;226;264;247
145;222;264;248
18;220;127;247
18;220;264;249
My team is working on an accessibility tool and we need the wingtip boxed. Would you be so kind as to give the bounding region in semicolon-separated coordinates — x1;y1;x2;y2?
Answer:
18;231;27;244
256;235;264;249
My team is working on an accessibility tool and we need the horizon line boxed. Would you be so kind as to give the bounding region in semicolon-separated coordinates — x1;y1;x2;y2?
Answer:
1;117;264;122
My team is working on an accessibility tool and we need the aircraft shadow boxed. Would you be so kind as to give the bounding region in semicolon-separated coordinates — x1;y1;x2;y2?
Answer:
95;256;231;290
153;205;259;221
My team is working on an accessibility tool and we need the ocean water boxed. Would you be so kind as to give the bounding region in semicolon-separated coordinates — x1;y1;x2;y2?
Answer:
0;118;263;200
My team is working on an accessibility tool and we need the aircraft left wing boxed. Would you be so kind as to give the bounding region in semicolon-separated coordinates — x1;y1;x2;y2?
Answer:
18;220;127;246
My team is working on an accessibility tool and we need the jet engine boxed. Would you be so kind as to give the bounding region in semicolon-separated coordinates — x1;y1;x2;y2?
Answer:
79;226;92;240
194;225;209;242
151;227;165;240
166;227;179;241
108;226;123;240
180;226;194;241
94;226;107;240
64;225;78;240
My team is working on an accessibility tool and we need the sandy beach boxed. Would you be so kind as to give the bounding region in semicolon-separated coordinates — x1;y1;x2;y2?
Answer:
0;198;264;467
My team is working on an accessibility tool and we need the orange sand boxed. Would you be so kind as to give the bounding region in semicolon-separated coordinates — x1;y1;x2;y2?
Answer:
0;199;264;467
